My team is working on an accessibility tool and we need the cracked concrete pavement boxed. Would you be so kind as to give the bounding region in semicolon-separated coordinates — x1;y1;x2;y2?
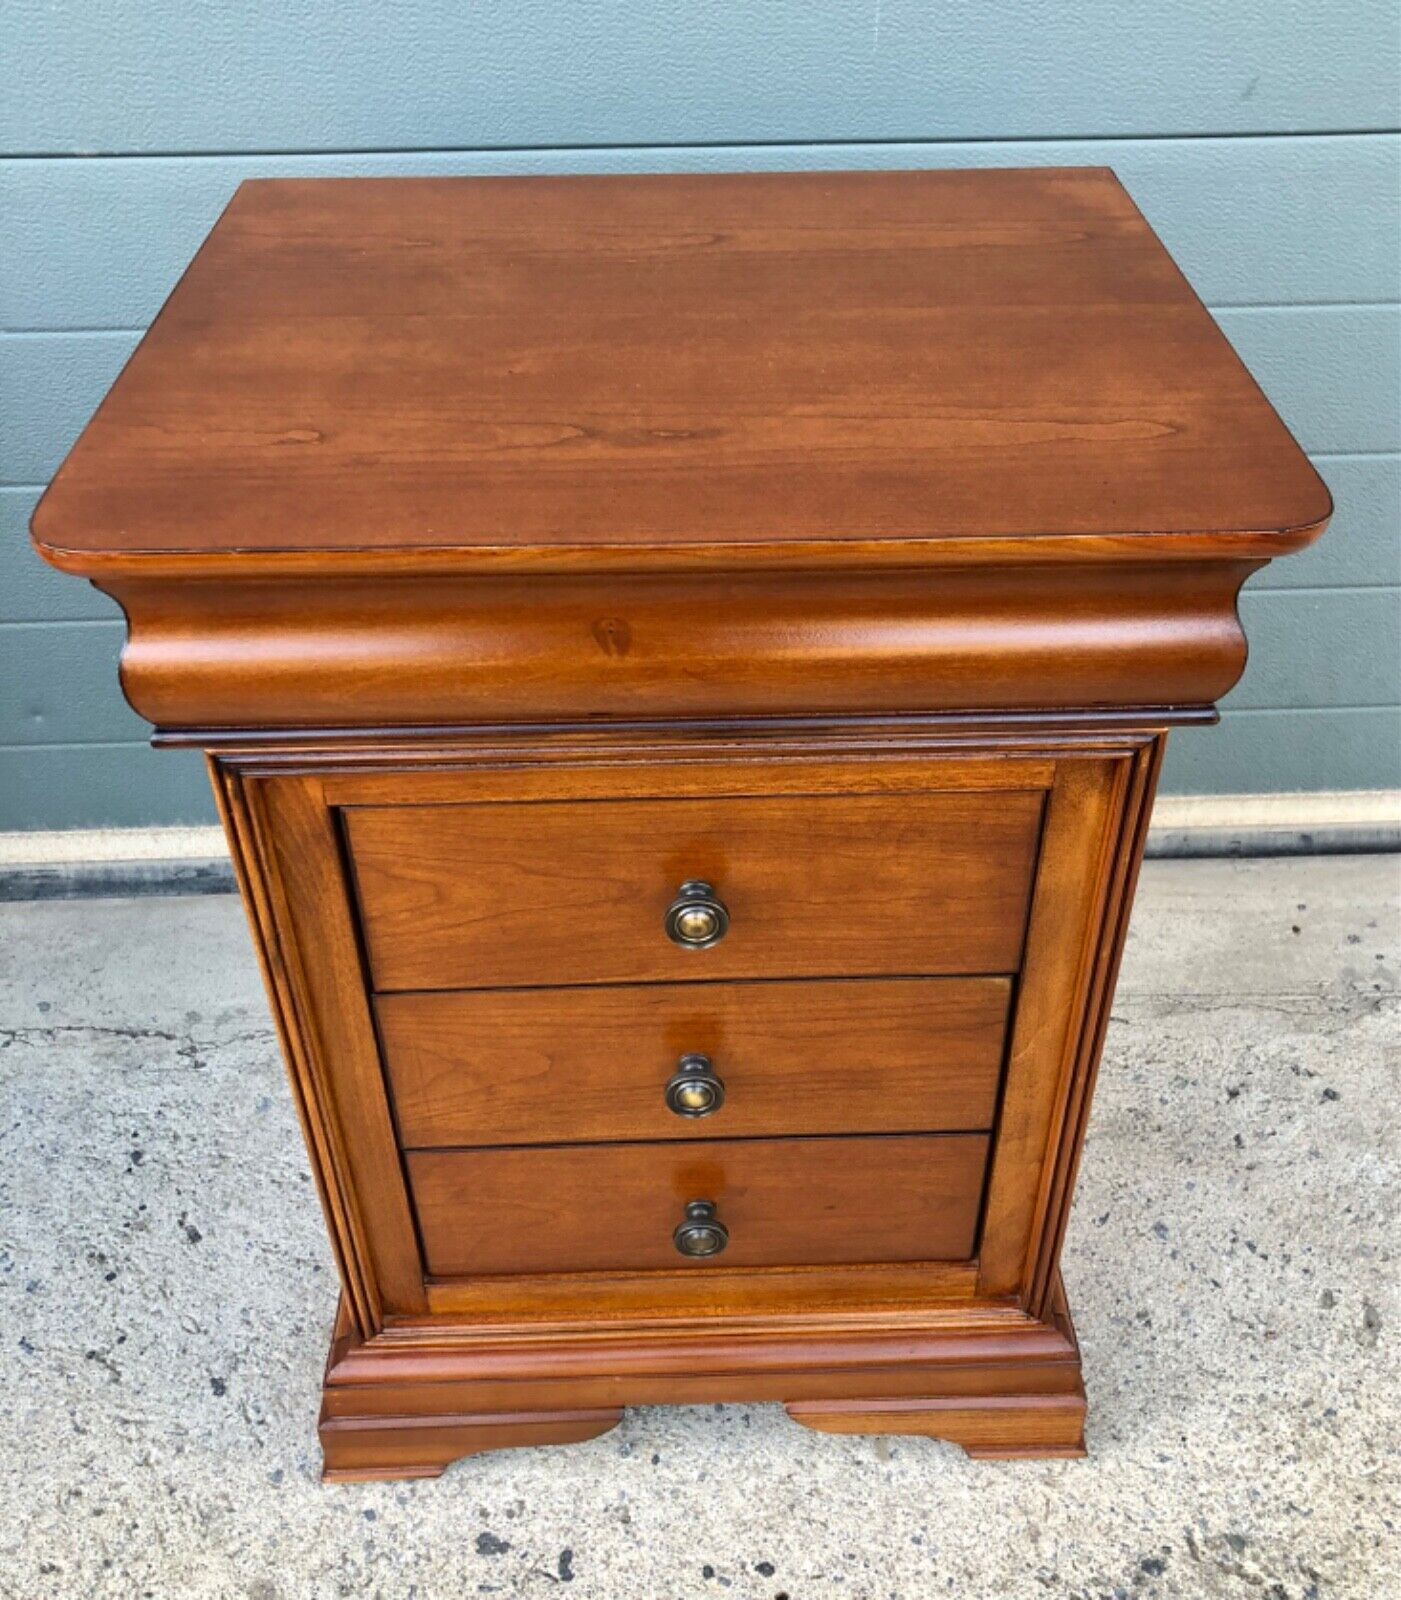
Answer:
0;855;1397;1598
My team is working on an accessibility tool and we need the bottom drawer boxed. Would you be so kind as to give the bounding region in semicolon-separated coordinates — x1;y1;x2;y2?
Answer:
408;1133;990;1277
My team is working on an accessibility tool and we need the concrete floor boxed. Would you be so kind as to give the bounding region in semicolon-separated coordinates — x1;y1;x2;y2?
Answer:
0;856;1396;1599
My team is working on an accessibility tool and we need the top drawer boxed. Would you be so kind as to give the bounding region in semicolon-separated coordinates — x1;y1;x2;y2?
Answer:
345;789;1042;992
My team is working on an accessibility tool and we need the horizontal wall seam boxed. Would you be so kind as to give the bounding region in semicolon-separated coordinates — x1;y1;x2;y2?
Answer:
0;617;126;630
1;328;147;339
1312;450;1401;462
6;303;1400;336
3;128;1400;161
1245;583;1401;596
6;306;1399;345
1216;704;1401;717
0;740;155;752
1215;301;1401;314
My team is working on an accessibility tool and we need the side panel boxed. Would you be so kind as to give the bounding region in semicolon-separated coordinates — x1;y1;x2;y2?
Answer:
977;742;1163;1307
211;763;426;1326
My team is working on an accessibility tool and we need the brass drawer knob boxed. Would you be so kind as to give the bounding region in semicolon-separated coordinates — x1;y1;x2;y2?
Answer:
664;880;729;948
673;1199;729;1258
664;1053;725;1118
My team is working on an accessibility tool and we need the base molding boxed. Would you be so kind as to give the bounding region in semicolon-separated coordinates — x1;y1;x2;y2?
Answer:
317;1276;1088;1480
320;1406;625;1481
786;1392;1086;1459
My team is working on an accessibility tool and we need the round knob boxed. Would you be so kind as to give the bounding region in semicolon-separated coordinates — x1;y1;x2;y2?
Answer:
664;1054;726;1118
664;880;729;949
673;1199;729;1258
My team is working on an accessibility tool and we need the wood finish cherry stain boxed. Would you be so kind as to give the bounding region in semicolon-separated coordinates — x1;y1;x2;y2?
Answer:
32;169;1328;1478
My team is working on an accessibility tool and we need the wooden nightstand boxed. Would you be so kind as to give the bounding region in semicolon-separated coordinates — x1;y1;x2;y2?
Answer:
32;169;1329;1480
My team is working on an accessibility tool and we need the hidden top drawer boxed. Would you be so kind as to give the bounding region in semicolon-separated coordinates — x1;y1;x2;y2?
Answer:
345;789;1043;992
378;975;1011;1148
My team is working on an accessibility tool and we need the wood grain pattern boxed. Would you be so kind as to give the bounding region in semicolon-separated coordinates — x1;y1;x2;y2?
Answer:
975;756;1126;1297
347;789;1042;991
785;1394;1087;1459
378;976;1010;1147
417;1259;980;1322
25;170;1328;1475
247;774;427;1318
101;560;1263;730
32;170;1328;573
318;746;1057;804
319;1274;1087;1473
209;733;1137;1472
1028;737;1165;1317
331;1276;1082;1394
206;759;375;1329
320;1408;625;1481
408;1133;990;1276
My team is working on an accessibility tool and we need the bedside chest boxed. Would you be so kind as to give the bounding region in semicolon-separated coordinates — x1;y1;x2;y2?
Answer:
31;168;1329;1480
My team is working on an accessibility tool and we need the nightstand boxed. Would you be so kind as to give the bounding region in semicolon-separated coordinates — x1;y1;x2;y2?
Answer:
32;168;1329;1479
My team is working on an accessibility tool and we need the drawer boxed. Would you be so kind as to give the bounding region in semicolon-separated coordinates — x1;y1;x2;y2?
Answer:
346;790;1042;991
379;976;1011;1147
408;1133;989;1276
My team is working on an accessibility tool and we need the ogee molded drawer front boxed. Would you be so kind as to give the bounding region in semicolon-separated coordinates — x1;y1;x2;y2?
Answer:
346;790;1042;991
379;976;1011;1147
408;1132;991;1276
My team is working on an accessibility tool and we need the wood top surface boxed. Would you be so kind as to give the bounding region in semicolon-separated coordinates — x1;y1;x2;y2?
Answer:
32;168;1329;576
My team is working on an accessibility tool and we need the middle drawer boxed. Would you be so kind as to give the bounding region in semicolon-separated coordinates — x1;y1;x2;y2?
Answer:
378;976;1009;1148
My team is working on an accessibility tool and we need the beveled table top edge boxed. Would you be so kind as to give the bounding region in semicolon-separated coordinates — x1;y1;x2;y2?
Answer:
32;516;1332;583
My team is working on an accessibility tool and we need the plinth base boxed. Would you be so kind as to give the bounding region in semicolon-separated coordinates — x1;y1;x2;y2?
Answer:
318;1277;1087;1481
